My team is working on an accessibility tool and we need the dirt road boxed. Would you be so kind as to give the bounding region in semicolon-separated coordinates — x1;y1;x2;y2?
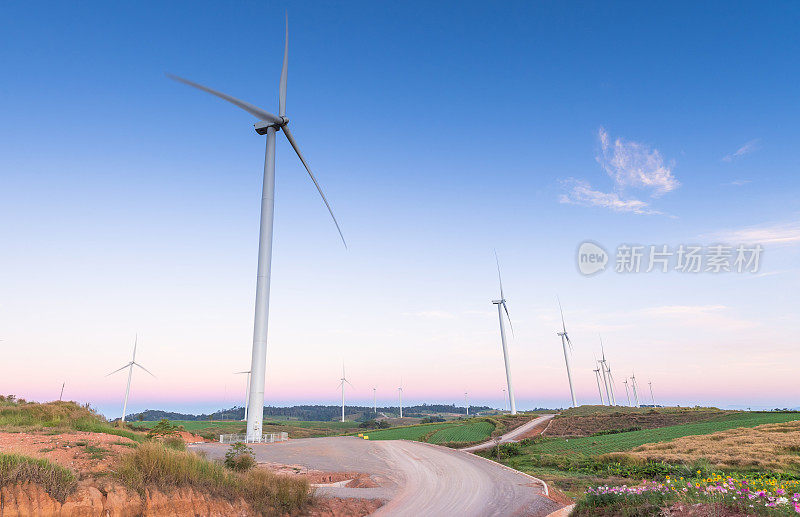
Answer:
192;436;562;516
461;414;556;453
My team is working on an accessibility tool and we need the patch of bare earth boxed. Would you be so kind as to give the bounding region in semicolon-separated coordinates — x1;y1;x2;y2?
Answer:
544;410;725;437
0;431;135;474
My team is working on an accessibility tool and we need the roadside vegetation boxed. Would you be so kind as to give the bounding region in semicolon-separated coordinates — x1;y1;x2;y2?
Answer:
131;418;362;440
117;441;311;515
0;453;77;502
477;405;800;514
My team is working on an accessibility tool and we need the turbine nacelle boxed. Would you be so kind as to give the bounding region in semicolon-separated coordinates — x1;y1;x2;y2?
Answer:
254;117;289;135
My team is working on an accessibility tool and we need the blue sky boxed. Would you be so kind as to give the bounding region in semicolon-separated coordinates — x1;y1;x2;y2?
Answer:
1;1;798;417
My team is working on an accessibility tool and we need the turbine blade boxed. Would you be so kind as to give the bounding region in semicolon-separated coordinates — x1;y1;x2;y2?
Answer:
234;370;250;374
281;125;347;247
565;333;573;351
279;13;288;117
133;363;156;378
106;363;132;377
502;300;514;336
132;334;138;361
494;250;505;300
166;74;281;125
557;297;566;334
345;379;354;388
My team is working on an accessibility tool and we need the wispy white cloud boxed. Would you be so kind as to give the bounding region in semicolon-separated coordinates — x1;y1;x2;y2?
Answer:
596;128;679;196
705;220;800;245
725;179;751;186
558;179;660;215
722;139;761;162
559;128;678;216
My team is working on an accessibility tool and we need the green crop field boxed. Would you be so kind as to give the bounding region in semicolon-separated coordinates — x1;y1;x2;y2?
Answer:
429;421;495;444
364;419;495;444
526;412;800;459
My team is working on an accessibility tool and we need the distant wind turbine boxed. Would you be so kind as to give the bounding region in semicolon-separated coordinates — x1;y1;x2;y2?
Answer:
623;378;631;407
598;338;612;405
649;381;655;406
59;381;65;402
168;15;346;442
337;364;353;423
502;387;507;412
630;372;640;408
556;298;577;408
493;252;517;415
373;386;377;414
592;359;605;405
398;378;404;418
107;335;155;422
235;370;251;421
464;391;469;416
605;362;617;406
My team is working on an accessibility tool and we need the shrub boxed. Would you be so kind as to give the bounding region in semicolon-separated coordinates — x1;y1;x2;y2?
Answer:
0;453;77;502
224;442;256;472
420;416;446;424
241;468;311;514
147;418;179;439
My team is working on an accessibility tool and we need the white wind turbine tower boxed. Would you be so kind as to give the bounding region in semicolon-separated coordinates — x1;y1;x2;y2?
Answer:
337;364;353;423
464;391;469;416
493;252;517;415
107;335;155;423
502;387;507;412
605;362;617;406
556;298;577;408
398;379;404;418
373;387;377;414
168;16;346;443
630;372;641;407
649;381;656;406
623;378;632;407
235;370;251;421
592;359;605;405
598;338;612;405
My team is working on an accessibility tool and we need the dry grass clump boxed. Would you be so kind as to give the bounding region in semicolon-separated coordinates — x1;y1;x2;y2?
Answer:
116;441;311;515
622;420;800;472
0;453;77;502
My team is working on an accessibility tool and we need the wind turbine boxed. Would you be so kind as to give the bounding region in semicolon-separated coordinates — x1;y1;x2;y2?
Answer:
398;378;404;418
556;298;577;408
598;338;611;405
649;381;655;406
168;15;345;443
59;382;65;402
605;362;617;406
493;252;517;415
337;364;353;423
630;372;640;408
502;387;507;412
235;370;251;421
623;378;631;407
592;359;605;405
107;335;155;423
373;386;377;414
464;391;469;416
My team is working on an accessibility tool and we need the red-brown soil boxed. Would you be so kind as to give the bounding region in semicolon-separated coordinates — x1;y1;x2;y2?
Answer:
0;431;136;474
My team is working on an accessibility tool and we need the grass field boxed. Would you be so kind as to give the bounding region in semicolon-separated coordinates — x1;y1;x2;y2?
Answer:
364;418;497;445
132;419;362;440
524;412;800;459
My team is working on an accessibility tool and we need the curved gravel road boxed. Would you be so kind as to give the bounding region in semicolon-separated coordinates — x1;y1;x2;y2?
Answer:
192;436;562;516
461;414;556;453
